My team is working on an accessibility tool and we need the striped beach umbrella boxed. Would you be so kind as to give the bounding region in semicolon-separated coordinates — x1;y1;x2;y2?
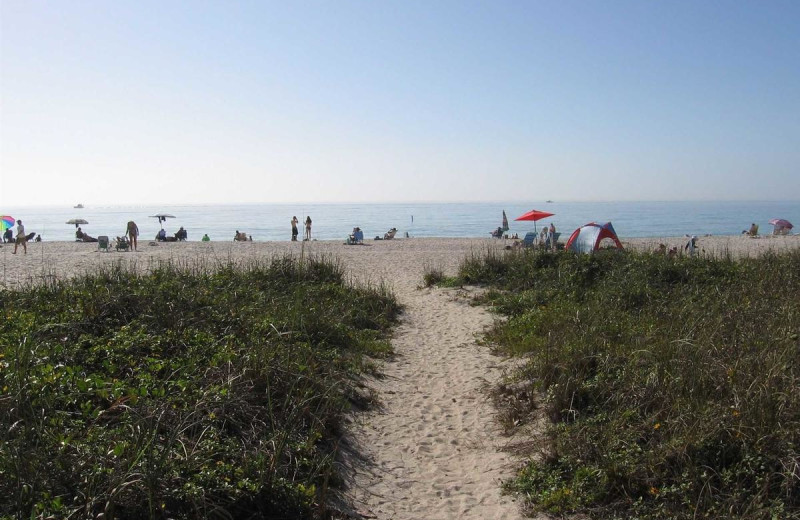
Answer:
1;215;14;231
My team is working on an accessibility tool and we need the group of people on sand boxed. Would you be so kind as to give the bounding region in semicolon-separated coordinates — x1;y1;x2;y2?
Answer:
4;217;199;255
234;231;253;242
742;222;793;236
291;216;312;241
654;243;680;257
116;221;189;251
539;223;557;246
653;235;699;257
154;226;188;242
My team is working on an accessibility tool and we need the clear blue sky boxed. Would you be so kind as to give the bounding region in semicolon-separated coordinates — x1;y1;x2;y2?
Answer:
2;1;798;206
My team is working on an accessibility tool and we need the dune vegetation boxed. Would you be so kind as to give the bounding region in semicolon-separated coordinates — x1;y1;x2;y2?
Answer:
0;256;399;519
437;248;800;519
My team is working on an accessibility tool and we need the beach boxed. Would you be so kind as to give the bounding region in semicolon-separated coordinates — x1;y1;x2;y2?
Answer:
3;235;799;290
2;235;798;520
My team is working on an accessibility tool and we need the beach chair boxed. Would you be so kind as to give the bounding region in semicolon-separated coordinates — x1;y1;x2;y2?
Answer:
384;228;397;240
98;236;110;252
522;232;536;248
115;236;130;251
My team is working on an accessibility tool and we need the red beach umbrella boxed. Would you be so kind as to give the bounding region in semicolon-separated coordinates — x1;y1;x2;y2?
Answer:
515;209;555;233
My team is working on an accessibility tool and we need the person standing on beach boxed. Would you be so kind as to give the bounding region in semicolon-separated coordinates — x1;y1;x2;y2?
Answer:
305;216;312;241
291;216;299;241
13;220;26;254
685;235;698;257
126;221;139;251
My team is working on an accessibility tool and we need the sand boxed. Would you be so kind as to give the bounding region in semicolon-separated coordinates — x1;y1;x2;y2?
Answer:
2;234;798;520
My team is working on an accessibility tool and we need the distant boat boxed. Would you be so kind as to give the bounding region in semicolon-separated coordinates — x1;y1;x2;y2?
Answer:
74;204;84;209
546;200;553;203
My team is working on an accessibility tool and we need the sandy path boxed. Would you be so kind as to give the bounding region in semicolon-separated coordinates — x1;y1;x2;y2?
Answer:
342;248;524;520
346;284;522;519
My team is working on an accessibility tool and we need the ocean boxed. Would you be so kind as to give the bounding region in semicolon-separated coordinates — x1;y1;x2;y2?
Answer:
2;201;797;243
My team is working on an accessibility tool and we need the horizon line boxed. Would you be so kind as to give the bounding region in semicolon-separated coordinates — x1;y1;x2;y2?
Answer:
4;198;800;209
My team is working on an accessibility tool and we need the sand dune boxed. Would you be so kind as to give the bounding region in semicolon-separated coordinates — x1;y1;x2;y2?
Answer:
2;235;798;519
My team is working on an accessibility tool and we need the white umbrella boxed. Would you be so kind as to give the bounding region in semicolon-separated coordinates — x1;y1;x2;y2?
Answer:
66;218;89;229
150;214;176;229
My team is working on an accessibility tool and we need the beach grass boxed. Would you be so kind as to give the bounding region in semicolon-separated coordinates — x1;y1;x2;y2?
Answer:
437;248;800;519
0;255;400;519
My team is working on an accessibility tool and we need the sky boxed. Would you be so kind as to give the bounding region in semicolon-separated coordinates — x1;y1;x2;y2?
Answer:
1;0;799;206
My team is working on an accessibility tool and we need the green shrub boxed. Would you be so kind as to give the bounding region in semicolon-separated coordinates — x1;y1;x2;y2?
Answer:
458;248;800;519
0;256;400;519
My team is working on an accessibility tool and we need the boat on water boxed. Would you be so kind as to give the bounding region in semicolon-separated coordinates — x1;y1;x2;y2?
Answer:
74;203;84;209
546;200;553;203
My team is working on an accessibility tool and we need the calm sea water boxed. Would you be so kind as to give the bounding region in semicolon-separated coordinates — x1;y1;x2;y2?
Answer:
2;201;797;243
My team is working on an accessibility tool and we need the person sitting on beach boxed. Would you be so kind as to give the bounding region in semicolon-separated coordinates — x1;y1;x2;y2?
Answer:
668;246;678;258
156;228;167;241
744;223;759;236
202;233;210;242
35;234;42;242
348;227;364;244
175;227;188;241
384;227;398;240
3;228;12;243
655;243;667;255
76;227;85;241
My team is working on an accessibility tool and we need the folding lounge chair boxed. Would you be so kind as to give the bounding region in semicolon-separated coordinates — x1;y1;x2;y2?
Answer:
98;236;110;252
522;232;537;247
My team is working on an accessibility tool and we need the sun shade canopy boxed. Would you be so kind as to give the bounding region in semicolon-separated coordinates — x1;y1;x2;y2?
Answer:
565;222;624;253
